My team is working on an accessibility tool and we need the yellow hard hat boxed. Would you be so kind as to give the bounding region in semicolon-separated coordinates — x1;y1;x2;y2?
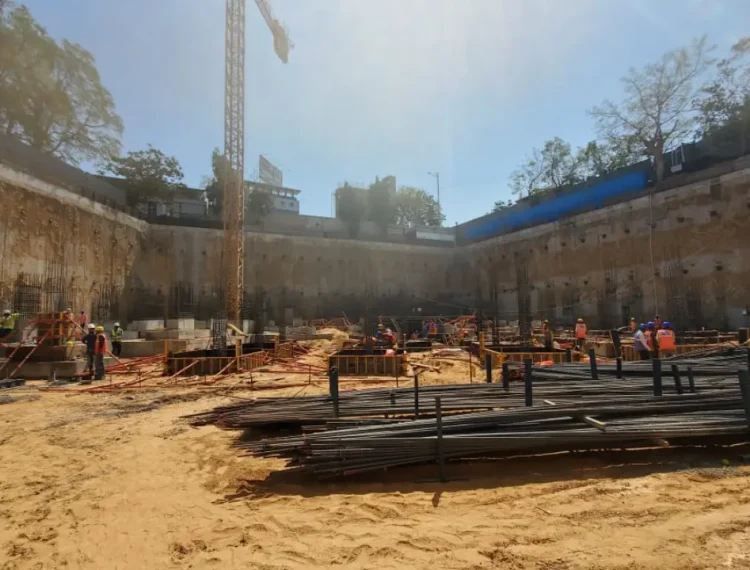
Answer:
577;318;583;322
95;325;104;332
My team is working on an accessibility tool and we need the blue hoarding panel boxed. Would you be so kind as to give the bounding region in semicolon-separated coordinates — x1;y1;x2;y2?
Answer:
463;169;649;242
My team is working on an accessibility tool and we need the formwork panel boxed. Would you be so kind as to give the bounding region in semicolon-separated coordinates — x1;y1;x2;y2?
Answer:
329;349;406;377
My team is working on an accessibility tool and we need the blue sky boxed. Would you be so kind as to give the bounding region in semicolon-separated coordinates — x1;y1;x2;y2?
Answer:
23;0;750;225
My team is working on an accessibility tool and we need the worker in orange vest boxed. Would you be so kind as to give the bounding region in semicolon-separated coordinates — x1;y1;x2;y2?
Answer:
575;318;587;350
644;321;656;357
657;321;676;358
94;325;107;380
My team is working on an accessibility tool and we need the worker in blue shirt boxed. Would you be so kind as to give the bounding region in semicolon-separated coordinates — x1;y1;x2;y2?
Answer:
633;323;651;360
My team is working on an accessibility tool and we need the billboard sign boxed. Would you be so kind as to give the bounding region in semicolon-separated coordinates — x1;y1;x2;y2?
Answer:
259;155;282;187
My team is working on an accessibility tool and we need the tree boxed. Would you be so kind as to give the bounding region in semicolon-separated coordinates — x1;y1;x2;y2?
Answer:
509;137;584;198
335;184;366;237
366;177;393;231
491;199;514;213
203;148;229;215
590;36;713;182
0;3;123;165
695;36;750;154
101;145;184;206
392;186;444;227
578;137;644;178
245;183;274;224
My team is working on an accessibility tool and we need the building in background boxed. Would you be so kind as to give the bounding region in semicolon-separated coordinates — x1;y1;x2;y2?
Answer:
246;181;300;214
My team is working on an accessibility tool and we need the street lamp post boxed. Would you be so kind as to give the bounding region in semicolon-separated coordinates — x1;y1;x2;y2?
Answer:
427;171;440;210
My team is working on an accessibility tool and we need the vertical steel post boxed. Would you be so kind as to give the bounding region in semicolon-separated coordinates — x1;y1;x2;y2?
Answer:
328;366;339;417
738;369;750;429
588;349;598;380
671;364;683;395
652;358;662;396
413;373;419;418
485;353;492;383
435;396;446;482
524;358;533;407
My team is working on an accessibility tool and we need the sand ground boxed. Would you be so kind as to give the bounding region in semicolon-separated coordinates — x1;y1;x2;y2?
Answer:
2;350;750;569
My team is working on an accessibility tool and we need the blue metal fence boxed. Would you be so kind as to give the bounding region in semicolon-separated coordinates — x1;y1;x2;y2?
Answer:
462;168;650;242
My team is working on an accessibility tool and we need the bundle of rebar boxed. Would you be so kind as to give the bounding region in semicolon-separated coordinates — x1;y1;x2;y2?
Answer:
238;389;749;478
187;349;750;478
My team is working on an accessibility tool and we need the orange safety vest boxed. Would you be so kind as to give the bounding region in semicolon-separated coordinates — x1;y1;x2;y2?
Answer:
575;323;587;339
95;333;107;355
644;330;654;351
657;329;675;351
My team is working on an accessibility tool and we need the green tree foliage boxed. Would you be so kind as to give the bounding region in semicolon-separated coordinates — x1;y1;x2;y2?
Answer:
695;36;750;154
335;183;366;237
392;186;444;227
590;36;713;182
491;199;514;213
0;2;123;165
245;183;274;224
366;177;393;231
579;137;644;178
203;149;274;223
101;145;184;206
509;137;584;198
203;148;229;215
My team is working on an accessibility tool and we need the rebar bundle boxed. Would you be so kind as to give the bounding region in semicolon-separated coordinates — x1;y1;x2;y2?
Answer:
187;350;750;478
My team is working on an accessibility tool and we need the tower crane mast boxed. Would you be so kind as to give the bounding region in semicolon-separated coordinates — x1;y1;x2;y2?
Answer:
223;0;291;325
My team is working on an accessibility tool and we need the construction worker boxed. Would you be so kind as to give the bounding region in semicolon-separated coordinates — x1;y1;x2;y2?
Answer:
94;325;107;380
382;328;397;349
63;307;75;344
575;318;587;350
0;309;19;340
629;317;637;333
83;323;97;373
654;315;663;330
111;322;123;357
657;321;676;358
634;323;651;360
542;319;553;350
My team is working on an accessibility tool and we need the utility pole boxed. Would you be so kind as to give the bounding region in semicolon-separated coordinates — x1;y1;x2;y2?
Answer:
428;171;440;211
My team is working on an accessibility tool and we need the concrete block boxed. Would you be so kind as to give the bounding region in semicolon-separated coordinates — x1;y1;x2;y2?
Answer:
127;319;164;332
9;357;114;379
166;318;195;331
120;339;188;358
144;329;211;341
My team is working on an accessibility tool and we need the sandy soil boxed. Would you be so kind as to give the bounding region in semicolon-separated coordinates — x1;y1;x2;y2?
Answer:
2;351;750;569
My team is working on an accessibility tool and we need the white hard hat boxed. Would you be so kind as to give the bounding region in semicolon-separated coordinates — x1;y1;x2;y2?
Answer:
88;323;95;329
3;309;10;315
114;322;120;327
